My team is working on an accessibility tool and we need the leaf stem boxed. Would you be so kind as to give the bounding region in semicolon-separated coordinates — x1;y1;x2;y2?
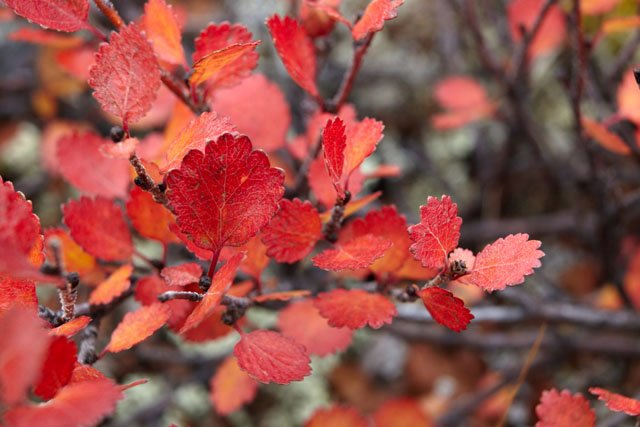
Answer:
207;249;221;279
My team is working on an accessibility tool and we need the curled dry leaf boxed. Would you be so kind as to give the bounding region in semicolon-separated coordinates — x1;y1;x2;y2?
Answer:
233;329;311;384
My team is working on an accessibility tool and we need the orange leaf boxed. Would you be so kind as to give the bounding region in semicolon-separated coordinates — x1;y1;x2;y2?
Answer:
535;388;595;427
142;0;185;65
44;229;101;283
179;253;243;333
315;288;396;329
126;186;179;244
313;234;392;271
278;299;353;356
134;274;194;331
617;69;640;124
352;0;404;41
582;117;631;155
253;290;311;303
104;303;171;353
305;405;368;427
210;356;258;415
233;329;311;384
589;387;640;416
189;42;260;86
373;398;432;427
89;264;133;305
49;316;91;337
603;16;640;34
432;77;495;129
583;0;620;15
507;0;566;59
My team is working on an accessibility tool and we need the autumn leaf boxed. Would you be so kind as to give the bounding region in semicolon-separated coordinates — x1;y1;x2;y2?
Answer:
278;299;353;356
233;330;311;384
465;233;544;292
4;378;124;427
373;398;432;427
322;117;347;192
160;263;203;287
253;290;311;303
142;0;186;66
3;0;89;32
89;264;133;305
33;336;77;400
582;117;631;155
266;15;319;97
213;73;291;152
408;195;462;271
179;253;243;333
313;234;392;271
49;316;91;337
418;287;474;332
63;196;133;262
126;187;179;244
0;276;37;314
507;0;567;59
166;134;285;255
9;28;84;48
0;307;50;405
104;303;171;353
305;405;369;427
44;228;99;282
432;77;496;129
189;42;260;87
341;205;410;273
589;387;640;416
352;0;404;41
161;111;236;172
617;70;640;125
88;23;161;127
582;0;620;15
314;289;397;329
55;131;130;199
193;22;259;89
134;274;194;331
262;199;323;263
343;117;384;178
210;356;258;415
535;389;595;427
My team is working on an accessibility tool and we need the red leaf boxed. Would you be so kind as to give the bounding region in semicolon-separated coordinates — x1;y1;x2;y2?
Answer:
161;111;237;172
617;70;640;125
305;405;368;427
63;196;133;261
322;117;347;191
89;264;133;305
166;134;285;255
373;398;432;427
189;42;260;87
307;155;364;208
213;73;291;152
0;177;43;264
589;387;640;416
49;316;91;337
179;253;243;333
0;276;37;314
341;205;410;273
418;287;473;332
9;28;84;48
465;233;544;292
278;299;353;356
408;195;462;271
234;330;311;384
582;117;631;155
352;0;404;41
432;77;496;129
261;198;323;263
193;22;259;89
126;186;179;244
313;234;392;271
104;303;171;353
314;289;396;329
56;131;130;199
507;0;567;59
210;356;258;415
33;336;77;400
161;262;203;287
88;23;161;126
3;0;89;32
535;389;595;427
133;274;194;331
266;15;319;97
5;378;124;427
0;307;50;405
142;0;185;66
344;117;384;178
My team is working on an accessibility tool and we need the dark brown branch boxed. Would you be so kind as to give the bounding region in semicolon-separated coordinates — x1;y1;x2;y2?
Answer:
129;154;168;205
326;34;374;112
